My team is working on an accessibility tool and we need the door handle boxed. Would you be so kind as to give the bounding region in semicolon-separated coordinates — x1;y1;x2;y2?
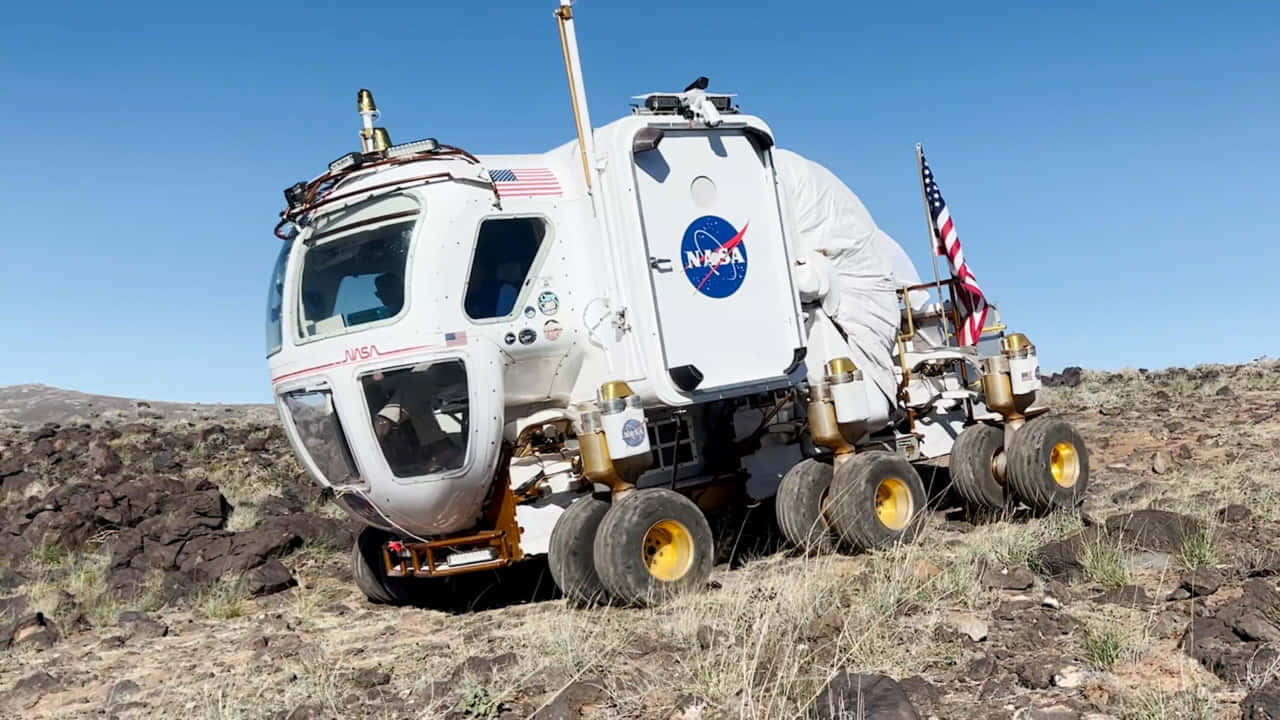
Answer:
649;256;672;272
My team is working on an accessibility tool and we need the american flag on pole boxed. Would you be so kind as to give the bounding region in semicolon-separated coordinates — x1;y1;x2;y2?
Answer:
487;168;562;198
920;150;989;346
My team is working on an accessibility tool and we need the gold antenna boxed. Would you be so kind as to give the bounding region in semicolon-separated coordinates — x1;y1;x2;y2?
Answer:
357;89;380;152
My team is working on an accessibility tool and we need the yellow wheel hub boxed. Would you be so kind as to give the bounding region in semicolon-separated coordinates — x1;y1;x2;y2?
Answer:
1050;442;1080;488
642;519;694;582
875;477;914;531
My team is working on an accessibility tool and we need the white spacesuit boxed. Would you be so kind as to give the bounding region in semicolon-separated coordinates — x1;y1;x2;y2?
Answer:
773;148;923;408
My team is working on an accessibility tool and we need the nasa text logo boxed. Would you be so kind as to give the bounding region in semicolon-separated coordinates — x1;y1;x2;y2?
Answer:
681;215;748;299
621;418;646;447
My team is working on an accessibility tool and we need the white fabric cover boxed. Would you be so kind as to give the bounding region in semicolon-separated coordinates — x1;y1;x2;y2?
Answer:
774;148;922;403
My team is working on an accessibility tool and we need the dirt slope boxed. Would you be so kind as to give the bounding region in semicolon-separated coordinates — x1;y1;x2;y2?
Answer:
0;383;276;429
1;361;1279;719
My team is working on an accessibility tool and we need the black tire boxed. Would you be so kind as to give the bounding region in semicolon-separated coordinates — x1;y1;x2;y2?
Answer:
1006;416;1089;512
593;489;714;607
775;459;838;554
827;451;928;551
950;423;1010;510
352;527;414;605
548;495;613;607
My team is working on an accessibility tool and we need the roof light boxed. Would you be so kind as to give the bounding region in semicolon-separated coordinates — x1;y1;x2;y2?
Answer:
708;95;735;112
283;181;308;210
643;94;680;112
385;137;440;159
328;151;364;174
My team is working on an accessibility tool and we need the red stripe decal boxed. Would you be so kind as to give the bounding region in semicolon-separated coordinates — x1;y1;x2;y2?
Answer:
271;343;436;384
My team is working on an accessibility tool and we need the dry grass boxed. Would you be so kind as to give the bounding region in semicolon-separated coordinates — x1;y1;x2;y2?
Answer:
1080;538;1130;589
1081;622;1130;670
197;457;302;509
19;537;166;629
193;575;248;620
1176;526;1220;572
1118;688;1218;720
193;646;354;720
479;521;996;719
225;504;260;533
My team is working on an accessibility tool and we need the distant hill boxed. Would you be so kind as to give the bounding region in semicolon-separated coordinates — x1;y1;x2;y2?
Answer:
0;383;276;429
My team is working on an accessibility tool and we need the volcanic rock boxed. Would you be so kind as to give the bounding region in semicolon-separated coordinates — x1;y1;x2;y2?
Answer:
806;672;919;720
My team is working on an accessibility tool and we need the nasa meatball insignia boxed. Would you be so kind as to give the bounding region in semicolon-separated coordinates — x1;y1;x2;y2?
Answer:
681;215;749;299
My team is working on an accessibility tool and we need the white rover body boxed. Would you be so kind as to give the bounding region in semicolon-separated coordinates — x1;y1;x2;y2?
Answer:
265;3;1089;606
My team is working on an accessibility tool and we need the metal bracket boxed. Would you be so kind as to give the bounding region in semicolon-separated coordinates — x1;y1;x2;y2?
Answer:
649;256;673;272
611;308;631;333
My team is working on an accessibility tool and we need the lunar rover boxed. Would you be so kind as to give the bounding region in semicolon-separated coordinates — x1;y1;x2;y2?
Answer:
264;2;1088;607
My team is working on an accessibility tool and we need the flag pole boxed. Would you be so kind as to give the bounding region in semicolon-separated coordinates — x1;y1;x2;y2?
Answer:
916;143;947;327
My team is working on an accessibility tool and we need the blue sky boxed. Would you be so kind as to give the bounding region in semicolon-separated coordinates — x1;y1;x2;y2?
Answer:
1;1;1276;403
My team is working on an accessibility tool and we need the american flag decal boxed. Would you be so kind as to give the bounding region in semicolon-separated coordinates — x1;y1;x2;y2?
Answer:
488;168;561;198
445;331;467;347
920;149;989;347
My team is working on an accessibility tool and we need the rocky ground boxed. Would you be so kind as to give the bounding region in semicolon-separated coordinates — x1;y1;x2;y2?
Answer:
1;360;1279;719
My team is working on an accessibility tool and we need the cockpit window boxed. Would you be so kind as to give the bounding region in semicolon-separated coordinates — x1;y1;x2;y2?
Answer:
362;361;469;477
464;217;547;320
265;241;289;356
297;220;414;340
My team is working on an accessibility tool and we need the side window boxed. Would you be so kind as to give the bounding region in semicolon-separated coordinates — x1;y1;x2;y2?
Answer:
265;242;290;356
297;220;414;339
464;218;547;320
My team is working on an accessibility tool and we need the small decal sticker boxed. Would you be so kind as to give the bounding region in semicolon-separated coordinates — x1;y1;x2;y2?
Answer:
544;319;562;341
518;328;537;345
503;332;516;345
681;215;749;298
537;290;560;315
622;418;646;447
523;306;536;319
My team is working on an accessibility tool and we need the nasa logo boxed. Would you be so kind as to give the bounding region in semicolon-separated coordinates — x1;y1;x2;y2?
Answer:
344;345;380;363
681;215;748;298
621;418;646;447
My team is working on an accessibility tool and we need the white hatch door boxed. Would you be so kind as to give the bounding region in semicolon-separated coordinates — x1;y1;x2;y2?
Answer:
633;128;801;394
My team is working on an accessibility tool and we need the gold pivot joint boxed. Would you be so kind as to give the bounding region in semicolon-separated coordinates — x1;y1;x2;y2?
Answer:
1001;332;1032;354
598;380;634;402
826;357;856;376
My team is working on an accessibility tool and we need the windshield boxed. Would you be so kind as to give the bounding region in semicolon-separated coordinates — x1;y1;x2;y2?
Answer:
297;220;414;340
265;242;289;355
281;389;360;486
361;361;469;478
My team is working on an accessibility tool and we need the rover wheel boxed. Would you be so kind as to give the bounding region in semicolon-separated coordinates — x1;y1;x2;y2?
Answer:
775;458;838;554
827;451;928;551
548;494;614;607
1006;416;1089;512
593;489;714;607
352;527;415;605
950;423;1010;511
